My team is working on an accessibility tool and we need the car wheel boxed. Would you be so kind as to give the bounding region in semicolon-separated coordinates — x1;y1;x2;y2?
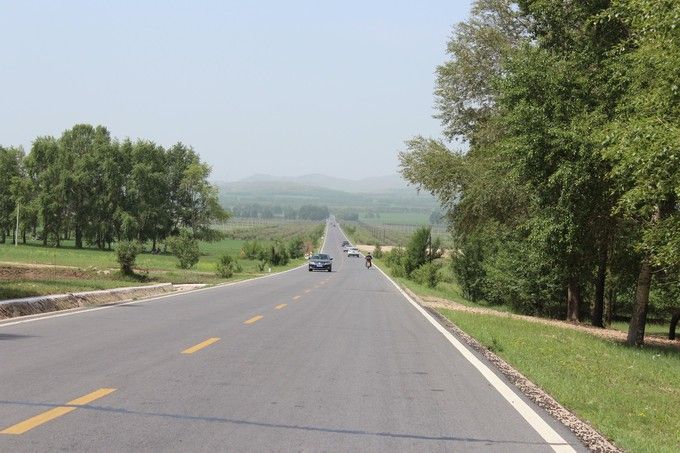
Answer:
328;268;332;272
308;268;312;272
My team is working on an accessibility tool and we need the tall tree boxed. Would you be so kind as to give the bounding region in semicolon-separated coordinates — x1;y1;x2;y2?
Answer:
602;0;680;345
25;137;67;246
0;146;24;243
59;124;112;248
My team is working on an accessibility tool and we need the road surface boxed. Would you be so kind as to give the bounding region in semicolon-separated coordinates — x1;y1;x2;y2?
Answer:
0;221;585;451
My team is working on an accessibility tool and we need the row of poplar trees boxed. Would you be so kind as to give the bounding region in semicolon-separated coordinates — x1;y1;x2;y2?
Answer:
399;0;679;346
0;124;228;251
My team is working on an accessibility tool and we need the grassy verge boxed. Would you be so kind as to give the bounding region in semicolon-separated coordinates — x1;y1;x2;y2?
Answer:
609;320;670;337
439;310;680;453
0;222;323;300
374;258;512;312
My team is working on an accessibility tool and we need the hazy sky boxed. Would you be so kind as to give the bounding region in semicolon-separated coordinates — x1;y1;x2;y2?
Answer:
1;1;472;181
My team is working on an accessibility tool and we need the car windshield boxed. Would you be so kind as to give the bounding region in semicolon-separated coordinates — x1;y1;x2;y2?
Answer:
312;254;329;260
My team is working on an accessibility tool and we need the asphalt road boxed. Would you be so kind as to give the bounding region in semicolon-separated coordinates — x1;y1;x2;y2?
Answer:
0;221;586;452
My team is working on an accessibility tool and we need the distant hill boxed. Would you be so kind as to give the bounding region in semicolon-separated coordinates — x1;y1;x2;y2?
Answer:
236;173;410;194
217;174;437;214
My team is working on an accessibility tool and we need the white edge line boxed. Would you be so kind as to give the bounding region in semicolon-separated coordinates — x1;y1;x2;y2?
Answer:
1;221;332;329
373;263;576;453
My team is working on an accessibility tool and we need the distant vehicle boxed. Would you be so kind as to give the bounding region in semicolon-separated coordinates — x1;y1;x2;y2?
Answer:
341;240;350;246
308;253;333;272
347;248;360;258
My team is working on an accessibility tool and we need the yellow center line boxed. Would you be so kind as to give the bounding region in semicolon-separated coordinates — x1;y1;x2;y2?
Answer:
293;295;301;300
181;337;220;354
304;289;311;294
275;304;287;310
244;315;264;324
1;388;116;435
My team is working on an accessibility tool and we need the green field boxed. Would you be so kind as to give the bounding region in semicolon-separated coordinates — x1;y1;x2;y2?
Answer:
359;212;431;225
0;221;324;300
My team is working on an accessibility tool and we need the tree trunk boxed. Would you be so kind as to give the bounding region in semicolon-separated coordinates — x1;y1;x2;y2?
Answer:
592;245;608;327
152;237;157;252
567;277;581;323
75;226;83;248
604;287;615;326
627;258;653;346
669;312;680;341
0;229;5;244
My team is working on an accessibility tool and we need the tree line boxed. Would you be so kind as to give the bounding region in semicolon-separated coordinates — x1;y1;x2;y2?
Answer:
0;124;227;250
399;0;679;345
230;203;329;221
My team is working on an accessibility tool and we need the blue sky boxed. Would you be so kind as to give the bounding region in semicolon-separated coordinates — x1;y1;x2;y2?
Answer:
1;1;472;181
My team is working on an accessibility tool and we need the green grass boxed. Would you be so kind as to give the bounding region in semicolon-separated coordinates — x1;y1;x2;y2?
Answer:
0;277;146;300
374;258;512;312
609;320;670;337
0;238;248;273
0;221;323;300
439;310;680;453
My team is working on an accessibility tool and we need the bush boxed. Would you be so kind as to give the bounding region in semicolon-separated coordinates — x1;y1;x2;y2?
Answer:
373;243;383;259
385;247;407;277
452;235;488;302
404;226;431;276
263;241;290;266
167;230;200;269
116;240;142;275
215;253;242;278
287;237;305;259
240;240;263;259
412;261;443;288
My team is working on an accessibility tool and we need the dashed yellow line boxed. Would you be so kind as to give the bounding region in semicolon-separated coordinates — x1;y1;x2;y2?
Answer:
275;304;287;310
293;295;301;300
1;388;116;435
304;289;311;294
182;337;220;354
244;315;264;324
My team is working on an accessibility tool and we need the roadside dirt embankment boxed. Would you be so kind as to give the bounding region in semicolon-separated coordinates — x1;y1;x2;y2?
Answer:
0;284;181;319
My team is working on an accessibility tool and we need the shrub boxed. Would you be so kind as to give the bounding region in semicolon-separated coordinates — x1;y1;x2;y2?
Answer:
167;230;200;269
385;247;406;277
215;252;242;278
262;241;289;266
412;261;443;288
404;226;431;276
240;240;263;259
116;240;142;275
287;237;305;259
373;243;383;259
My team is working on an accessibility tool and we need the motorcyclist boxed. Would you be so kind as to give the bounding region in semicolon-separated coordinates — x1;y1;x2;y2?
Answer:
365;252;373;269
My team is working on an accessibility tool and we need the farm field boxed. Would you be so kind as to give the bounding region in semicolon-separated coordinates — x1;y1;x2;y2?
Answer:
358;212;431;225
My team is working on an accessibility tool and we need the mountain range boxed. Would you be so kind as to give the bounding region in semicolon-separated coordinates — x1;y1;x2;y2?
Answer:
216;173;436;212
232;173;411;194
